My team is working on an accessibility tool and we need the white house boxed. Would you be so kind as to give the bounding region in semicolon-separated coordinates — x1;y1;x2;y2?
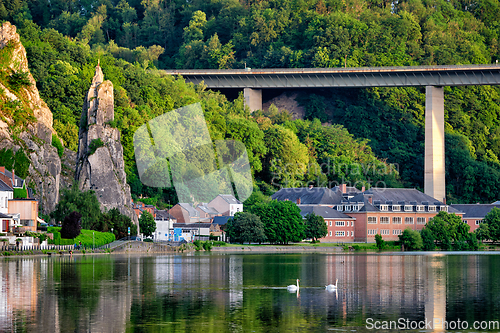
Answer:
208;194;243;216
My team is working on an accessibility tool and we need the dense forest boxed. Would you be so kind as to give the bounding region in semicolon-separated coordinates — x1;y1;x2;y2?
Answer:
1;0;500;205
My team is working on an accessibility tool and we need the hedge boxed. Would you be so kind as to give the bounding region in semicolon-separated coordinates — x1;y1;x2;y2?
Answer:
48;227;115;247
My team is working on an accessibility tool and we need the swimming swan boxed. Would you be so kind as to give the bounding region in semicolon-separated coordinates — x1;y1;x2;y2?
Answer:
325;279;338;291
287;279;300;292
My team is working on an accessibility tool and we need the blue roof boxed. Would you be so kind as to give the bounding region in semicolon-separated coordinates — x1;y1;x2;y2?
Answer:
213;216;232;225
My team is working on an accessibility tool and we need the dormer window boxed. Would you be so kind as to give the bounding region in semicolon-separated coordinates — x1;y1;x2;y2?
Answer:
416;205;425;212
428;206;436;212
337;205;343;211
380;205;388;211
344;205;351;212
392;205;401;212
404;205;413;212
352;205;358;212
440;206;448;212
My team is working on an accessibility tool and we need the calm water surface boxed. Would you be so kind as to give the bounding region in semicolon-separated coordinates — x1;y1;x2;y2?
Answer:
1;252;499;332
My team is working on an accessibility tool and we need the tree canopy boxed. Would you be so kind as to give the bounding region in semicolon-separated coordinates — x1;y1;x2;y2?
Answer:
225;212;267;244
139;211;156;237
304;213;328;242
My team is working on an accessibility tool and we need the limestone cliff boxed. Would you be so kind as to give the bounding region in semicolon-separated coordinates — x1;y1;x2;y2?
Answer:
75;64;138;226
0;22;61;214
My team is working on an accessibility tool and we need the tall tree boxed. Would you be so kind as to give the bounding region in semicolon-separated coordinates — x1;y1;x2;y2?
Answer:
139;211;156;237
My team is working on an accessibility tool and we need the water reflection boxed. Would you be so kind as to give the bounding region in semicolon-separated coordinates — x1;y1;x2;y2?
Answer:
0;253;498;332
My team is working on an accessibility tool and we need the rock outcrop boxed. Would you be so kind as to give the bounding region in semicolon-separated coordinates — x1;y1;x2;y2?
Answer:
75;64;138;226
0;22;61;214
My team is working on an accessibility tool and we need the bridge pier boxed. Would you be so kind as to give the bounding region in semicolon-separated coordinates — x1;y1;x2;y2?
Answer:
244;88;262;111
425;86;446;203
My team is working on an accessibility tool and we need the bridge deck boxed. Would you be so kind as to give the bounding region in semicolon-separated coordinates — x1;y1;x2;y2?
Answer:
162;65;500;88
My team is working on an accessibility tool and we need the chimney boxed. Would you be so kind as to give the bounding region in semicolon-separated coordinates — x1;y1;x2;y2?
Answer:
368;196;373;204
296;198;301;204
12;169;15;187
0;166;4;174
341;184;347;193
361;186;365;192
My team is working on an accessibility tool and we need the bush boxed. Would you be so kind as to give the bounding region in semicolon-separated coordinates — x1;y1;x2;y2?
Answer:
52;134;64;157
88;138;104;155
13;188;27;198
375;234;385;250
7;71;31;91
48;227;115;247
399;229;423;251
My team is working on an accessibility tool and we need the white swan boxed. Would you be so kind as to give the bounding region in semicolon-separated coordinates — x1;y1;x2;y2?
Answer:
287;279;300;292
325;279;338;291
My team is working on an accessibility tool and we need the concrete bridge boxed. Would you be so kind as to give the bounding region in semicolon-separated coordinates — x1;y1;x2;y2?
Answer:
163;65;500;203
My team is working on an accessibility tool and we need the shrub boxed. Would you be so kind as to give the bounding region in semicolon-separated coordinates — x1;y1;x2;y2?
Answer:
88;138;104;155
375;234;385;250
7;71;31;91
14;188;27;198
52;134;64;157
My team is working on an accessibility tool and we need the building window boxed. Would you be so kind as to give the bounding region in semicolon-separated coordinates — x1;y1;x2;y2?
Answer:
392;217;402;224
351;231;354;237
367;217;377;224
351;221;354;226
381;229;390;235
417;217;426;224
392;205;401;212
380;217;389;224
393;229;402;235
475;220;481;225
329;231;332;236
428;206;436;212
335;221;345;227
344;205;351;212
367;229;377;235
329;221;333;226
352;205;358;211
440;206;448;212
380;205;388;211
405;217;414;224
335;231;345;237
404;205;413;212
337;205;343;211
416;205;425;212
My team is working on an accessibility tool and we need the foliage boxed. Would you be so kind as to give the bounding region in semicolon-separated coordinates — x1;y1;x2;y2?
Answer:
474;222;490;243
52;134;64;157
51;184;102;230
7;71;31;91
25;231;47;242
248;200;304;244
426;211;471;250
13;187;27;198
483;207;500;242
100;208;136;239
88;138;104;155
398;229;423;251
139;211;155;237
375;234;385;250
225;212;267;244
304;213;327;242
60;211;82;239
48;227;115;247
420;227;436;251
0;148;30;179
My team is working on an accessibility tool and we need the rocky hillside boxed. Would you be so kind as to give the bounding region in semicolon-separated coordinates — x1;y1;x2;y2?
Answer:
0;21;65;214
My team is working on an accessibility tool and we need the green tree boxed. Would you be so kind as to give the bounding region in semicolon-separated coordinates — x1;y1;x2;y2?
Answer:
420;227;436;251
249;200;304;244
426;211;470;250
483;207;500;242
304;213;327;242
225;212;267;244
399;228;423;251
139;211;156;237
100;208;136;239
50;184;103;230
474;222;490;243
375;233;385;250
